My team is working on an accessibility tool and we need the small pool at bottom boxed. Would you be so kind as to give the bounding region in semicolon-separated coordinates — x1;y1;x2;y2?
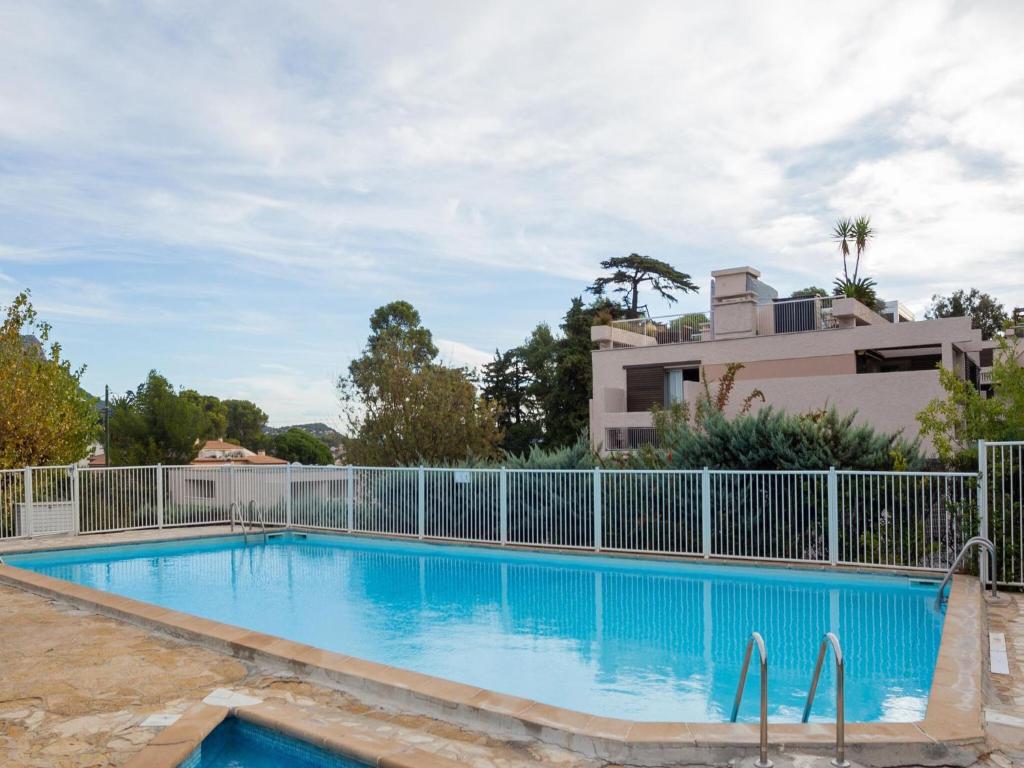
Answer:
179;718;367;768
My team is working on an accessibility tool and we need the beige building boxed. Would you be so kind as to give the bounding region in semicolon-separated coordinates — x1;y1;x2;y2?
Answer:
191;439;287;466
590;266;1000;456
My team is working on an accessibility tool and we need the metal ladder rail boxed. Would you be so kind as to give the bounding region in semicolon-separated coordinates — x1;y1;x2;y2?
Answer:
934;536;997;611
229;501;251;544
247;500;267;544
802;632;848;768
730;631;772;768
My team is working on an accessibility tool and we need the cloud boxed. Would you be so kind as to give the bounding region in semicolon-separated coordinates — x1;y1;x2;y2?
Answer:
2;0;1024;423
434;339;493;371
200;370;340;428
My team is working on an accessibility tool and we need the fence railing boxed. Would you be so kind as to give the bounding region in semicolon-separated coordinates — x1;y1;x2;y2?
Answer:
0;460;1007;582
756;296;838;336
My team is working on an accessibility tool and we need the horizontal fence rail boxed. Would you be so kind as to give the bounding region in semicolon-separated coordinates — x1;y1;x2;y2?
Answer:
1;444;1022;586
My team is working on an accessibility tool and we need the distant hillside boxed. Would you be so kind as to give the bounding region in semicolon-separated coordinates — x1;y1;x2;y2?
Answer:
264;422;344;447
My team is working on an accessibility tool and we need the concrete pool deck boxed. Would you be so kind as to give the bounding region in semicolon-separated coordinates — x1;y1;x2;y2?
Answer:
0;527;1013;767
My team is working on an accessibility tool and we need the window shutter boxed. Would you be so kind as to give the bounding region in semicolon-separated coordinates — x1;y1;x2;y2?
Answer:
626;367;664;412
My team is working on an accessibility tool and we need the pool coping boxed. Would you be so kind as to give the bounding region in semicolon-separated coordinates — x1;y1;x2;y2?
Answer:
122;700;465;768
0;539;987;767
0;524;961;581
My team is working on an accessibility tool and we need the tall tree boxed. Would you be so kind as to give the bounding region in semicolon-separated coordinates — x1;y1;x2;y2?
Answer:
925;289;1009;340
543;297;626;448
481;348;536;454
339;302;501;466
108;371;207;465
223;399;269;450
480;323;560;455
350;300;437;385
181;390;228;441
269;428;333;465
0;291;97;468
587;254;698;316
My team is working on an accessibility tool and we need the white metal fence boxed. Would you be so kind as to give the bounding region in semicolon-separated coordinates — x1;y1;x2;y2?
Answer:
0;452;1019;584
985;441;1024;586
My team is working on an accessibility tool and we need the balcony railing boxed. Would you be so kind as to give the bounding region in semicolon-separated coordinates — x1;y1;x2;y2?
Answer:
607;296;840;347
756;296;838;335
607;312;713;345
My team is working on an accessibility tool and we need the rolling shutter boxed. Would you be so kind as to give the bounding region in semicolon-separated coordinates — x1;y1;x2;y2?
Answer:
626;367;664;412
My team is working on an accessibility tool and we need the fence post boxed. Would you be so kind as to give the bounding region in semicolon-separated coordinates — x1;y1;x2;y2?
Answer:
23;467;33;538
346;465;354;532
229;464;236;515
828;466;839;566
70;465;80;535
701;467;711;559
285;463;293;529
417;466;426;539
978;440;989;583
499;466;508;545
156;464;164;529
593;467;602;551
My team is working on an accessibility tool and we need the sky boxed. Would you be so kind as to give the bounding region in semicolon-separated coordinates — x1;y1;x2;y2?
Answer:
2;1;1023;426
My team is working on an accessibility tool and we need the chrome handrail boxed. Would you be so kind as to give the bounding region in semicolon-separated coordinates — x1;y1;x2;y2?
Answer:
247;500;267;544
229;502;249;540
730;631;772;768
802;632;848;768
934;536;997;610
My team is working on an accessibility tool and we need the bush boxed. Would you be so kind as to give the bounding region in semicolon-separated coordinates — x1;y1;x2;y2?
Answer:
624;405;923;471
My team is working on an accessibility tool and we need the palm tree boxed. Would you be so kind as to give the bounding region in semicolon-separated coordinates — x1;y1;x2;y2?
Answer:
851;216;873;282
831;215;880;308
832;217;855;281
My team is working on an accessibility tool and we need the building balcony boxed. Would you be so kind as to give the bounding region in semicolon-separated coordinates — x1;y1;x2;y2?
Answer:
594;295;888;349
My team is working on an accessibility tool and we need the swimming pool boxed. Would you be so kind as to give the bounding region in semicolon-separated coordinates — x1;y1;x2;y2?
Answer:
181;718;366;768
8;532;945;723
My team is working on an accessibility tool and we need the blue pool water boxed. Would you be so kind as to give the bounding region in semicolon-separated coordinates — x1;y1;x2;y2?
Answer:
180;718;365;767
9;533;945;723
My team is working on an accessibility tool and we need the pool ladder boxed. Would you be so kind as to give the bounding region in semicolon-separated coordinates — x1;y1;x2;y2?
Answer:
731;631;849;768
730;632;771;768
934;536;997;611
229;500;267;545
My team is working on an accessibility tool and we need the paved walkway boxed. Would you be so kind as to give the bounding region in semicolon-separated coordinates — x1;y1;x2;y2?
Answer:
984;592;1024;766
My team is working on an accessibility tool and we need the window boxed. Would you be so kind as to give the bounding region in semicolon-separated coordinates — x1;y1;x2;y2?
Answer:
665;367;699;404
856;346;941;374
187;478;216;500
626;364;699;411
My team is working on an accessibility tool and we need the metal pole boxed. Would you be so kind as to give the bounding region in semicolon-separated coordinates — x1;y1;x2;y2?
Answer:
828;466;839;566
701;467;712;558
801;632;847;768
417;466;425;539
346;465;354;532
23;467;33;538
499;466;508;545
156;464;163;529
70;465;80;535
285;463;292;529
592;466;602;552
730;631;771;768
978;440;989;583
